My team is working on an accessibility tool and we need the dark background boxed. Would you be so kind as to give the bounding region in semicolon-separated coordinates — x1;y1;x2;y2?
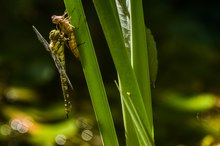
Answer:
0;0;220;146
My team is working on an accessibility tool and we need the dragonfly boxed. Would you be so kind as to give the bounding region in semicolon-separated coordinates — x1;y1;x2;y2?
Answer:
51;11;80;59
32;26;73;117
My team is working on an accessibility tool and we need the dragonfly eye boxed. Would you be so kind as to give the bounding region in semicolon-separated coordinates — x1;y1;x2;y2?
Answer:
49;30;61;40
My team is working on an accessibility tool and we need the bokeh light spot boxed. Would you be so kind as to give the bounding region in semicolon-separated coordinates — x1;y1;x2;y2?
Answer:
0;124;11;136
81;129;93;141
55;134;66;145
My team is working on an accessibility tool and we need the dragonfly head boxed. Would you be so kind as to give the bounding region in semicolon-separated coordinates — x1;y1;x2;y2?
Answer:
49;29;61;40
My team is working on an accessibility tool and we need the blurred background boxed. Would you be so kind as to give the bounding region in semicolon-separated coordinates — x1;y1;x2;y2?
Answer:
0;0;220;146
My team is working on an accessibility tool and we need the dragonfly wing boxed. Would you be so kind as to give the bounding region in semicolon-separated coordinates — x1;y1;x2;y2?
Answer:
52;52;74;90
60;67;74;90
32;26;50;51
63;71;74;90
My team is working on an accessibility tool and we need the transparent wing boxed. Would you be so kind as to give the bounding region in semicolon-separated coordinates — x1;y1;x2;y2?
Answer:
55;59;74;90
32;26;73;90
32;26;50;51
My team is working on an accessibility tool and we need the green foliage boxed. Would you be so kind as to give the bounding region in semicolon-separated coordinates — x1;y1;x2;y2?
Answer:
1;0;219;145
64;0;157;145
64;0;119;146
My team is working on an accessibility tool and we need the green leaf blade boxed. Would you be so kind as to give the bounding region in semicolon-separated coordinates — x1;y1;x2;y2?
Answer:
63;0;119;146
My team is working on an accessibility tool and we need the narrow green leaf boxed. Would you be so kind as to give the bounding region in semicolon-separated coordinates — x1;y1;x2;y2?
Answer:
93;0;154;145
63;0;119;146
116;0;156;144
115;0;140;145
115;81;154;146
123;92;154;145
130;0;154;141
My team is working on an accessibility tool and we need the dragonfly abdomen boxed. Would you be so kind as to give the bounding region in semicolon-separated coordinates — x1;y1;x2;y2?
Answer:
60;73;72;116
